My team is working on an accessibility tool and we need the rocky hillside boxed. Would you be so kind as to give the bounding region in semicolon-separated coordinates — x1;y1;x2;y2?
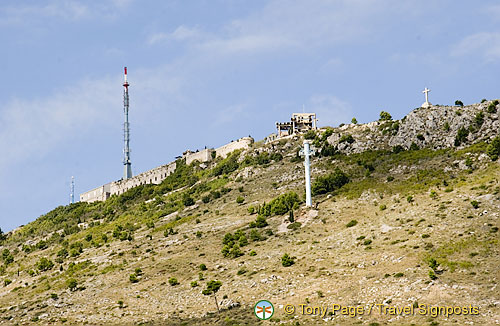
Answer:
328;100;499;153
0;101;499;326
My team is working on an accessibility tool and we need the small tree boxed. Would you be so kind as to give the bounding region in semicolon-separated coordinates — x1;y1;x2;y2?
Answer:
36;257;54;272
67;278;77;291
351;117;358;124
455;100;464;107
281;253;295;267
486;136;500;161
202;280;222;313
379;111;392;121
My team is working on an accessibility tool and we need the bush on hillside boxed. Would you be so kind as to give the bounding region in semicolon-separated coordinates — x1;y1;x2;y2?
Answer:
312;168;349;195
486;136;500;161
379;111;392;121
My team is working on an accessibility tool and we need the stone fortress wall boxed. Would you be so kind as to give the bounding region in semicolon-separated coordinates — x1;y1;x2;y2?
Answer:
80;136;254;203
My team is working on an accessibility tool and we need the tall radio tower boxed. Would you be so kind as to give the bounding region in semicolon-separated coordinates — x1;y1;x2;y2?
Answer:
123;67;132;179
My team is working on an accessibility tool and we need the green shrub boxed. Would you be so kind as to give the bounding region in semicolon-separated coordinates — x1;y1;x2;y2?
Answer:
409;142;419;150
429;270;437;280
168;277;179;286
428;258;439;271
363;239;372;245
191;281;198;287
379;204;386;211
36;258;54;272
134;268;143;276
183;194;195;207
201;195;211;203
67;278;77;291
249;250;257;256
486;136;500;161
255;216;268;228
259;192;300;216
287;222;302;230
379;111;392;121
394;272;404;278
416;134;425;141
199;264;207;271
471;200;479;209
236;196;244;204
407;195;414;203
212;151;240;176
443;121;450;131
239;235;248;247
386;176;394;182
129;273;138;283
474;111;484;127
454;126;469;146
312;168;349;195
339;134;355;144
346;220;358;228
392;145;404;154
487;102;497;113
249;229;263;242
281;253;295;267
4;278;12;286
304;130;316;140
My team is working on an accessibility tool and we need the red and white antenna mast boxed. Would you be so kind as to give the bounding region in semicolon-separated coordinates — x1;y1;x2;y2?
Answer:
122;67;132;179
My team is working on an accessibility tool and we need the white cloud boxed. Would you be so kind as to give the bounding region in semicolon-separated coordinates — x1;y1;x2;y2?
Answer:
307;95;352;128
150;0;417;57
149;25;203;45
211;103;248;127
451;32;500;62
0;0;132;25
0;76;119;172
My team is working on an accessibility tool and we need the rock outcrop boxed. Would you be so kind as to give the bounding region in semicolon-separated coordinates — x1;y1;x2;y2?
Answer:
327;101;499;153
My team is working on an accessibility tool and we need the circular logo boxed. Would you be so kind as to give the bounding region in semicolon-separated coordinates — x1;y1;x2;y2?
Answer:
254;300;274;320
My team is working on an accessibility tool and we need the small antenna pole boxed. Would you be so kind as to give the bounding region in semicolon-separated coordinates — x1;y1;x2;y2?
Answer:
70;176;75;204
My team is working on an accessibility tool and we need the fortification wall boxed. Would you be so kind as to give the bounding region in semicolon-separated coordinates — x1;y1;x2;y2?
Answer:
80;183;111;203
109;161;176;196
215;137;253;158
185;148;214;165
80;135;253;203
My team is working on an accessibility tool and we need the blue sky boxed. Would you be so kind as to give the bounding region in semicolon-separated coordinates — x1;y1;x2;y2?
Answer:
1;0;500;232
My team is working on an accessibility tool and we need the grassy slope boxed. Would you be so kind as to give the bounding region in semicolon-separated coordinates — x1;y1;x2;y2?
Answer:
0;136;499;326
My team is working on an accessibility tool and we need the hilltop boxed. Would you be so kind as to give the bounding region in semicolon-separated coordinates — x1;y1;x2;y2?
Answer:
0;101;499;326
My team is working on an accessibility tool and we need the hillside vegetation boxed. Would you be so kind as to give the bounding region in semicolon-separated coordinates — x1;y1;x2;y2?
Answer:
0;104;499;326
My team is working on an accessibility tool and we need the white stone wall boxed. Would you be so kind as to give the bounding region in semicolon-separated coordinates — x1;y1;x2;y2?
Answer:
185;148;214;165
215;137;253;158
80;135;253;203
80;183;111;203
109;161;177;196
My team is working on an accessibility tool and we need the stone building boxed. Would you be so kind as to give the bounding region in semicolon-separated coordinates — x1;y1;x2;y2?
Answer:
275;113;318;138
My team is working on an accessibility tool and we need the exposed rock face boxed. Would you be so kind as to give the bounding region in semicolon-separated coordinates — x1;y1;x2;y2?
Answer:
327;101;499;153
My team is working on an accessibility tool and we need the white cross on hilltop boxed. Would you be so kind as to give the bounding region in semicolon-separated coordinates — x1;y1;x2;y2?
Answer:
421;87;431;108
